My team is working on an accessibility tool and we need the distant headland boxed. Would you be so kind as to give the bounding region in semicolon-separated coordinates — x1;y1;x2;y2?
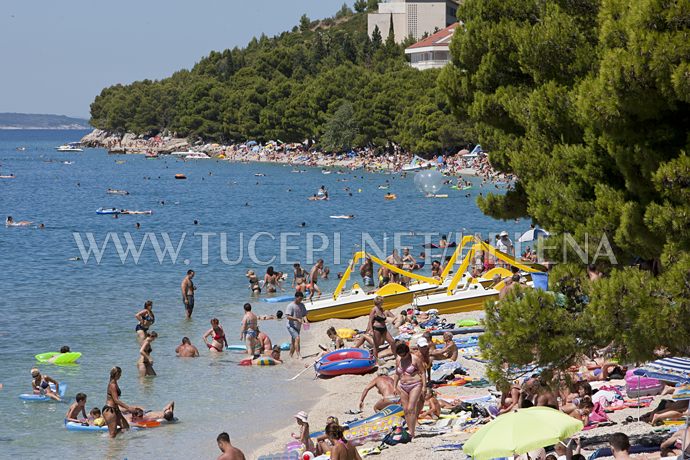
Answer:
0;113;90;130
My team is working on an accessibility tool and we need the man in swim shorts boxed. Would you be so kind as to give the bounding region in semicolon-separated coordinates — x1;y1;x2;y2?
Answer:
307;259;324;301
286;291;308;358
181;270;196;319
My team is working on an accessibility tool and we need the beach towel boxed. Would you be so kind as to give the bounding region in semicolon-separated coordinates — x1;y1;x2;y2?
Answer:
431;362;465;381
589;402;609;423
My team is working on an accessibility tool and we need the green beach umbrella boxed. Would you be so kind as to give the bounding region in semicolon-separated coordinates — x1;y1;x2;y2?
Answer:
463;407;583;460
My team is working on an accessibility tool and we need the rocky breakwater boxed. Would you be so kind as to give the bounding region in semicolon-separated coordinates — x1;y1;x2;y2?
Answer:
80;129;190;154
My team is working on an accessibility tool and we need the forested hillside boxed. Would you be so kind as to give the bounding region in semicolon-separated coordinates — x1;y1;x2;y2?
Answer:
90;6;469;154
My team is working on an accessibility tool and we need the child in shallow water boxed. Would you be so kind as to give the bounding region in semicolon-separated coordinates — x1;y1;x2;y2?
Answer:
90;407;106;426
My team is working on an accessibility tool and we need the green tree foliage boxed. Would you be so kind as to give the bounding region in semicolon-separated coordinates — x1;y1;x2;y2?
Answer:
440;0;690;383
299;14;311;32
354;0;368;14
89;10;468;154
321;101;358;151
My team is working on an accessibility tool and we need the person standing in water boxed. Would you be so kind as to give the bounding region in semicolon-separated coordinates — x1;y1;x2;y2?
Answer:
181;270;196;319
134;300;155;343
240;303;259;355
103;366;141;438
175;337;199;357
286;291;308;358
203;318;227;353
216;432;246;460
138;331;158;376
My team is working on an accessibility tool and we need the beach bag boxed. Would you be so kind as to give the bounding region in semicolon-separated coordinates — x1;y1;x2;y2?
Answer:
382;426;411;445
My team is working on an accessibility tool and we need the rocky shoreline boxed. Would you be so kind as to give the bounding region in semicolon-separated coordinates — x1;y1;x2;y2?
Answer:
79;129;505;179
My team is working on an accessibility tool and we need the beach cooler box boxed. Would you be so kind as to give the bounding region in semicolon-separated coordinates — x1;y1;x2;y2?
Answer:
626;369;663;398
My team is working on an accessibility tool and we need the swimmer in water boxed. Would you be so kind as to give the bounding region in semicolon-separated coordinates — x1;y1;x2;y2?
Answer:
127;401;175;424
258;310;283;320
47;345;72;363
6;216;32;227
31;368;60;401
175;337;200;357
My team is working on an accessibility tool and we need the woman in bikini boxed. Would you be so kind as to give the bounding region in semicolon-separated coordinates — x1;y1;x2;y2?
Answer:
367;296;395;361
134;300;155;343
137;331;158;376
203;318;227;353
393;342;426;438
103;366;140;438
30;368;61;401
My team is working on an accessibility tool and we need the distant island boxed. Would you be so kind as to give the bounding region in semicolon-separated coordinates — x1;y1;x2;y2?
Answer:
0;113;90;129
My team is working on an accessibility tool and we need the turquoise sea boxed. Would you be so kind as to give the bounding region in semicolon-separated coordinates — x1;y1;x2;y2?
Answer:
0;130;527;459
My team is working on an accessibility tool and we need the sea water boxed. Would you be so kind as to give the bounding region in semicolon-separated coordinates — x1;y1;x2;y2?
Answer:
0;130;527;458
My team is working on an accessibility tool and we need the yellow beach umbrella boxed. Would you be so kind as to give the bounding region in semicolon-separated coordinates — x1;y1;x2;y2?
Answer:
463;407;583;460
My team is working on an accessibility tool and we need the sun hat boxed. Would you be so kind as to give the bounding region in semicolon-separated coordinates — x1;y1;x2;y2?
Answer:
499;231;509;237
294;411;308;422
417;337;429;348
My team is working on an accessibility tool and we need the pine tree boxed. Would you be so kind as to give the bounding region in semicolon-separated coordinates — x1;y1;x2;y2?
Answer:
299;14;311;32
371;25;383;49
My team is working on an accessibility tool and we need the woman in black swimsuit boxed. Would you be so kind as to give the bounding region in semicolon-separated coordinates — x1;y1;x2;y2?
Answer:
134;300;155;343
103;366;140;438
367;296;396;361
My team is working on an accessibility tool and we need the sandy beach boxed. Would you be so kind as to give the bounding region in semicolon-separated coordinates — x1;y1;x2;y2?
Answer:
253;307;676;459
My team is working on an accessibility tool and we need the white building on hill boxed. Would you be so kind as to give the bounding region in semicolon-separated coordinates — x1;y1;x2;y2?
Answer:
368;0;460;44
405;23;458;70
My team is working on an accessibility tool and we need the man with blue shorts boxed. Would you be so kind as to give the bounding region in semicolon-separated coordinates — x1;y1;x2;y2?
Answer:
285;291;308;358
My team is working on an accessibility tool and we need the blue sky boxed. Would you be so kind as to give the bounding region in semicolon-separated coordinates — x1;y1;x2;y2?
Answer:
0;0;351;118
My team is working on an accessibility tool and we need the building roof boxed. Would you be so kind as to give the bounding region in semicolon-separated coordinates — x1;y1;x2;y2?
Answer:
405;23;459;51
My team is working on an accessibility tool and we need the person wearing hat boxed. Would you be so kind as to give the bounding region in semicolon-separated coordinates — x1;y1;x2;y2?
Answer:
246;270;260;294
496;231;514;258
291;411;315;454
413;337;432;381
